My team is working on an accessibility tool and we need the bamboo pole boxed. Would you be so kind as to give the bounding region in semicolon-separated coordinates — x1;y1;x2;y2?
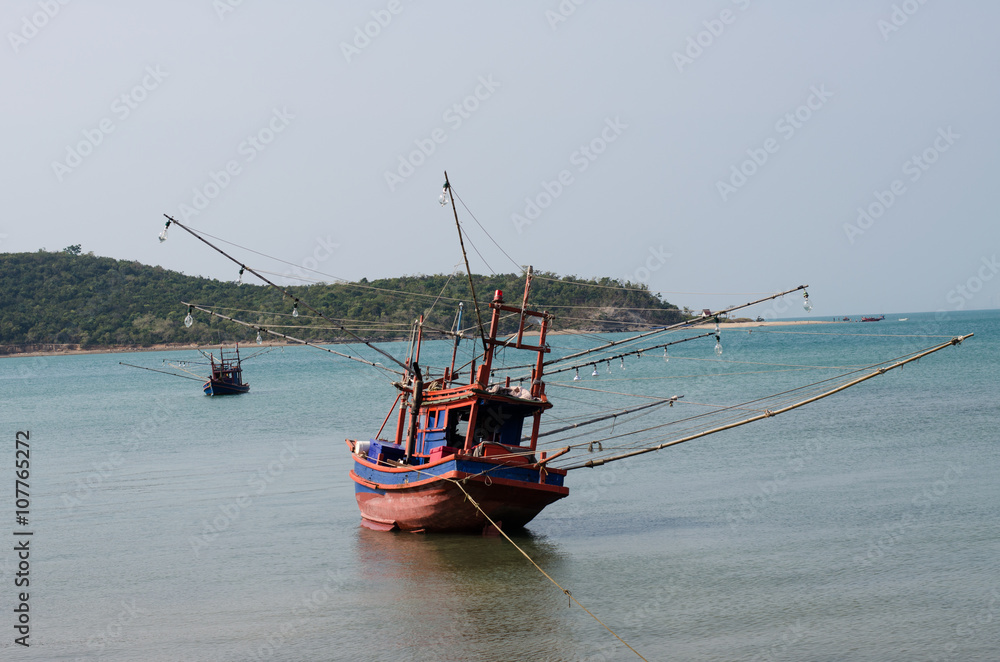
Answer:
563;334;973;470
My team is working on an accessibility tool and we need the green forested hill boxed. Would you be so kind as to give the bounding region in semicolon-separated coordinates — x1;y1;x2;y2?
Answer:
0;250;683;352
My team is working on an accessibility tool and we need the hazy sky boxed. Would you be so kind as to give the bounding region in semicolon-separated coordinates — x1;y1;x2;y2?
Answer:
3;1;998;316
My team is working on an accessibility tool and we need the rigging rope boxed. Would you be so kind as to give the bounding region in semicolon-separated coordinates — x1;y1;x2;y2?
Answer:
538;285;807;368
165;216;408;373
451;187;525;274
443;173;489;352
184;304;399;381
509;332;715;382
530;275;780;297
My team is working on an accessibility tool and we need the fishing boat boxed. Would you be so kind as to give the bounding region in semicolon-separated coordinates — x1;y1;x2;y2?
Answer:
203;344;250;396
861;315;885;322
347;286;570;533
119;343;261;395
157;173;972;535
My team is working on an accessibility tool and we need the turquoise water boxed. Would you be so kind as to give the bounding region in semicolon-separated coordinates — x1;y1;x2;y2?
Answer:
1;311;997;661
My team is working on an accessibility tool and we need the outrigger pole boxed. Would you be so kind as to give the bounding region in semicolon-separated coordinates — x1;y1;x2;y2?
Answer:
542;285;810;367
536;332;716;379
563;333;974;470
162;215;408;373
181;303;392;371
119;362;204;381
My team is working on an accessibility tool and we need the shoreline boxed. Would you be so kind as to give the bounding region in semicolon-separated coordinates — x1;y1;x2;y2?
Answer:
0;342;288;359
1;319;838;359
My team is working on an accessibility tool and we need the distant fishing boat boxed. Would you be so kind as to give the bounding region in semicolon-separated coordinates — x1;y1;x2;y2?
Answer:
203;344;250;396
861;315;885;322
898;318;908;321
120;343;266;395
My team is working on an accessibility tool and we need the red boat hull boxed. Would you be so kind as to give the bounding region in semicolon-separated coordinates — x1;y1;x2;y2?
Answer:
351;468;569;533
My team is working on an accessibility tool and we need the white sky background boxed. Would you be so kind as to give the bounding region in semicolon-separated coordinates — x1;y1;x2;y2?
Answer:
2;1;998;316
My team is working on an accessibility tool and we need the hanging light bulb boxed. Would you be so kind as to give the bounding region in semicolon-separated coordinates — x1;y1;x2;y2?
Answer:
237;266;245;287
158;226;169;242
256;329;263;345
184;305;194;328
439;182;449;206
663;346;669;363
591;365;599;377
714;319;720;333
620;357;625;371
714;334;723;356
802;290;813;312
292;300;299;318
606;361;611;374
573;368;580;381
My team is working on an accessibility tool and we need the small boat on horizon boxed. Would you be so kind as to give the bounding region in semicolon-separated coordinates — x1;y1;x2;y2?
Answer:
861;315;886;322
203;344;250;396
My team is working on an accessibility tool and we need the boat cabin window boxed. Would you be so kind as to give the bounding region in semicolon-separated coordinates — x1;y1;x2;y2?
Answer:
472;402;526;447
424;409;446;430
446;407;470;447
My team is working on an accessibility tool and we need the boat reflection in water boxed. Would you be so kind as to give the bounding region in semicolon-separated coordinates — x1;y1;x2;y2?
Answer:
352;526;570;660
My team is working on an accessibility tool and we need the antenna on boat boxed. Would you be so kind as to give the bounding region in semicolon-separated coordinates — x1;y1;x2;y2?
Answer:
447;302;464;386
442;172;488;353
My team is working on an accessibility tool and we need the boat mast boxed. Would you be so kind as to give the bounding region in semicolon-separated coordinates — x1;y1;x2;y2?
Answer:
443;171;488;353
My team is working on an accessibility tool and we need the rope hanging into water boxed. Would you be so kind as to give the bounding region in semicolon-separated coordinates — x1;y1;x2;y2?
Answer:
444;478;650;662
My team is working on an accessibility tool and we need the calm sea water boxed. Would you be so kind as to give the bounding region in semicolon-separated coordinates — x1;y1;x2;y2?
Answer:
1;311;997;661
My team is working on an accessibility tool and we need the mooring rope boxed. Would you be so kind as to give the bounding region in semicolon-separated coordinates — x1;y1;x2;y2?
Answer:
444;478;650;662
